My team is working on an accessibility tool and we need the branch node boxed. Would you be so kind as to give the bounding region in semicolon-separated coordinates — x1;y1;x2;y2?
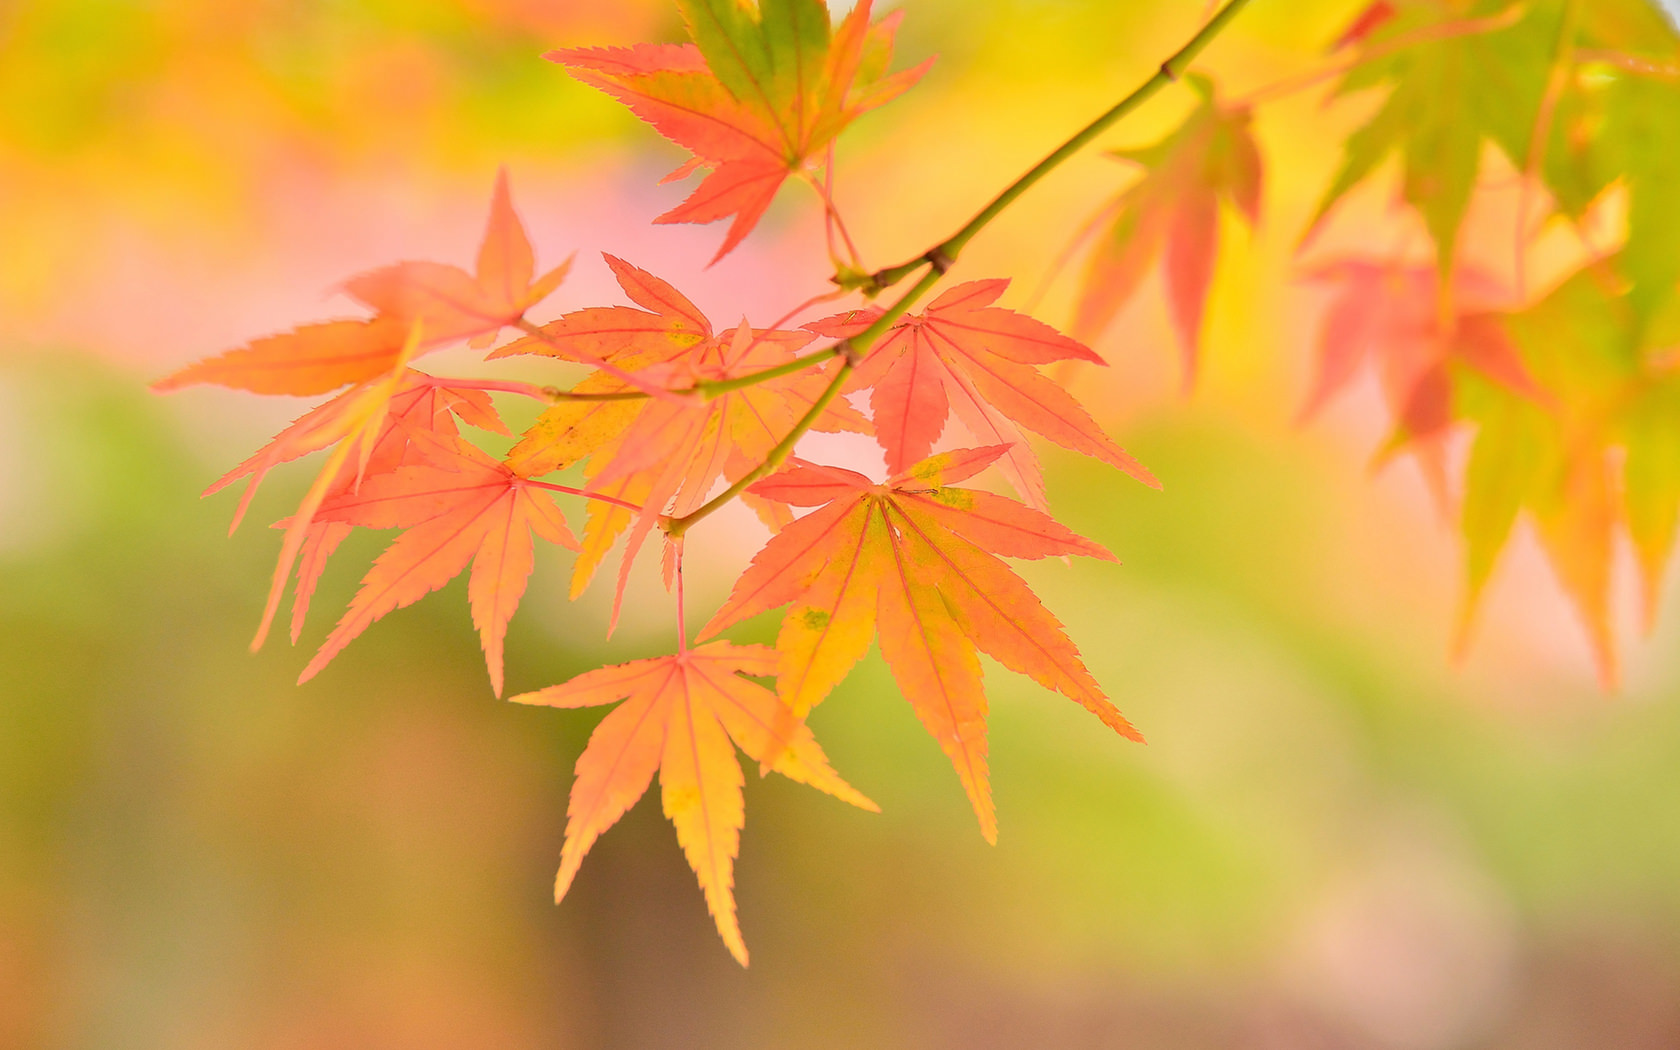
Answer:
837;339;862;366
1160;60;1181;82
925;248;954;275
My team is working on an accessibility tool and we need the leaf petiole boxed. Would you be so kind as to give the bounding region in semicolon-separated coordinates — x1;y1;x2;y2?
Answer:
421;376;558;401
694;347;845;397
664;264;949;538
524;480;645;513
514;318;697;402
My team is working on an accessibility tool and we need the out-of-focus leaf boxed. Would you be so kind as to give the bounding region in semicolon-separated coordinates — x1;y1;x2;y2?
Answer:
1074;74;1261;387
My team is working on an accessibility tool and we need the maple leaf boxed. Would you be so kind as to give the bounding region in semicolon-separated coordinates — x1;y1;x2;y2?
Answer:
301;429;579;698
1541;14;1680;330
698;446;1142;844
807;280;1159;511
150;316;415;398
487;253;712;378
212;326;432;651
495;256;867;618
200;363;510;649
1307;0;1553;272
271;376;509;643
343;169;573;349
152;170;568;396
1299;257;1543;499
550;0;931;262
1073;73;1262;387
511;640;877;966
1458;263;1680;687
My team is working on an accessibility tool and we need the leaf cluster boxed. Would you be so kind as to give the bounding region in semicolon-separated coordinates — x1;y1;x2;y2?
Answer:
155;0;1158;965
152;0;1680;964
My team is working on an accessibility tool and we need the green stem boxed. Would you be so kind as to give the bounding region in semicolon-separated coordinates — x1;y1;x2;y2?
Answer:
663;360;853;538
543;387;651;403
663;265;947;538
514;318;693;402
515;336;845;404
854;0;1255;295
694;348;843;397
656;2;1256;538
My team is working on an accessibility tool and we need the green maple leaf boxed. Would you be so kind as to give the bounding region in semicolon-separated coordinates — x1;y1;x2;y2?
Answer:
1310;0;1556;270
1536;3;1680;330
1458;262;1680;686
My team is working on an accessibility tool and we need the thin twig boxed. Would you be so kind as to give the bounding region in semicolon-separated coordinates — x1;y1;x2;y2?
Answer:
424;374;646;403
696;347;846;398
422;376;555;400
855;0;1257;296
664;266;946;538
514;318;693;402
667;1;1261;537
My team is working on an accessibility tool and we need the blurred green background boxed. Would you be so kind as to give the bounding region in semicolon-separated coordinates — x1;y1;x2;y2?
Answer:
5;1;1680;1047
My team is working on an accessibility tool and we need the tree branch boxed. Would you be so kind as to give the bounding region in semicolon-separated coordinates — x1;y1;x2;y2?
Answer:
847;0;1256;297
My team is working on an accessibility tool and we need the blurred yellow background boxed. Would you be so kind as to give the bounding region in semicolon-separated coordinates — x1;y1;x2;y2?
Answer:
5;1;1680;1047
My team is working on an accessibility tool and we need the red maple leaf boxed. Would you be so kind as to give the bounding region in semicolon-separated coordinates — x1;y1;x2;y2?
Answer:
342;169;572;350
1300;257;1543;499
268;375;509;644
551;0;930;261
806;280;1158;510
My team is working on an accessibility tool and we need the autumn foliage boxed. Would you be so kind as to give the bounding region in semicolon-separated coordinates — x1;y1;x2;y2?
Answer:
154;0;1680;963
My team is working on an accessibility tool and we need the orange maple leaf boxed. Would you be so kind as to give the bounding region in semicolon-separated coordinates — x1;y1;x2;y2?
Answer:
264;375;510;644
152;170;568;396
494;256;868;620
194;353;510;653
490;252;712;369
512;640;877;966
550;0;930;262
302;429;579;697
214;327;431;651
342;169;572;350
1073;74;1261;389
698;446;1142;844
807;280;1158;510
